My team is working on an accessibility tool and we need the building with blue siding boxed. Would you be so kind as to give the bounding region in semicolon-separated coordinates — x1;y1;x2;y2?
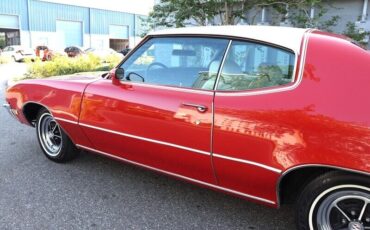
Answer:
0;0;152;50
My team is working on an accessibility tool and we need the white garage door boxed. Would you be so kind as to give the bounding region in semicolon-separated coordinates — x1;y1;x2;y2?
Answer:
109;25;128;39
0;14;19;29
56;20;83;48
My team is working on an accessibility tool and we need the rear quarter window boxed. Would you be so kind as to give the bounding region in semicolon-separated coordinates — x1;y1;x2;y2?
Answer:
217;41;295;91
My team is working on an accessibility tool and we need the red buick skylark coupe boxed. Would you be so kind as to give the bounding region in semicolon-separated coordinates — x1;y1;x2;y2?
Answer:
4;26;370;230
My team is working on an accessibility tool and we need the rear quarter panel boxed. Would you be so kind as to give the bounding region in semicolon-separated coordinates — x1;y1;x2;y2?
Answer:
213;31;370;205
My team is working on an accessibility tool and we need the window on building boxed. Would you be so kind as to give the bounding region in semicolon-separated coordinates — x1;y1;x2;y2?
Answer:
217;41;295;91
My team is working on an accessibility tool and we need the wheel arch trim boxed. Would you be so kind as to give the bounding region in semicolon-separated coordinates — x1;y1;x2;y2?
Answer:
276;164;370;207
21;101;54;126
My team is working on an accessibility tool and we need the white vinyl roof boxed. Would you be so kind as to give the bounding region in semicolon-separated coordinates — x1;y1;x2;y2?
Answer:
149;25;309;54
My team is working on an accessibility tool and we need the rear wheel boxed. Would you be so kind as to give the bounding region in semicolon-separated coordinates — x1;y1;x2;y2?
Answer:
296;172;370;230
36;108;79;162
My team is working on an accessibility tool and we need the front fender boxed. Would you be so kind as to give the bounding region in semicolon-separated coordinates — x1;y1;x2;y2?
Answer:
5;77;101;148
6;77;99;124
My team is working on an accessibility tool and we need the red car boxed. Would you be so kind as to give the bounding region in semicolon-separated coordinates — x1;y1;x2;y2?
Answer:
35;45;51;61
4;26;370;230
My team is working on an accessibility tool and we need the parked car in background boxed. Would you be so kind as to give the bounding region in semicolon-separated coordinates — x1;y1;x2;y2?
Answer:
1;45;36;62
35;46;67;61
64;46;84;57
85;48;123;61
119;47;131;56
4;26;370;230
35;45;52;61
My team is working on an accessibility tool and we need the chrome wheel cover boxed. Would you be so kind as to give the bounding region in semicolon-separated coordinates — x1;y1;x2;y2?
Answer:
310;185;370;230
37;113;62;156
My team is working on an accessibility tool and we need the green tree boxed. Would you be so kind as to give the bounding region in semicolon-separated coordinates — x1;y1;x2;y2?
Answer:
147;0;313;28
343;21;369;47
273;0;339;31
145;0;339;35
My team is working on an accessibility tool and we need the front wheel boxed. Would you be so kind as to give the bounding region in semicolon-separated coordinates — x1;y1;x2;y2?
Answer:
36;108;79;162
296;172;370;230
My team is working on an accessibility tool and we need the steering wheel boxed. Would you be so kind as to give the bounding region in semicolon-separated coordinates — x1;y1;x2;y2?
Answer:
146;62;168;71
145;62;168;77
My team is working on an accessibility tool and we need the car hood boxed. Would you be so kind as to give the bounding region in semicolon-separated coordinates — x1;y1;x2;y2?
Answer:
6;73;104;98
11;72;104;86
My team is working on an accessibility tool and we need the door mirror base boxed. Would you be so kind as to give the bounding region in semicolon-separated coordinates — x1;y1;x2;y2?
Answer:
111;68;125;85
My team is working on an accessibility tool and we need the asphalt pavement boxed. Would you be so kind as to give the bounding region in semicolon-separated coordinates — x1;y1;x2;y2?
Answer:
0;62;295;229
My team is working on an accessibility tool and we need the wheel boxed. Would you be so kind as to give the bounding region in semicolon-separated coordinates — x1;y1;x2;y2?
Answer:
12;56;17;62
296;171;370;230
36;108;79;162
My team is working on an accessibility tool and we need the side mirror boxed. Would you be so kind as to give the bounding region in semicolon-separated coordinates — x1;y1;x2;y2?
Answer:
115;68;125;80
111;68;124;85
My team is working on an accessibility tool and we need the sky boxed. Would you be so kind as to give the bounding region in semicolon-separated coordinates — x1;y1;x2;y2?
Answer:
41;0;155;15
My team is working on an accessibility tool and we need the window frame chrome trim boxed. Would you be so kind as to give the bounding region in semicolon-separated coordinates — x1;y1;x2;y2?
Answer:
76;144;276;205
116;35;231;95
214;29;314;97
116;81;214;95
213;40;232;91
116;32;309;96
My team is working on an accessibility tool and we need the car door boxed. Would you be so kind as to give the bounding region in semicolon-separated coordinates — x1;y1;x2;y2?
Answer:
79;37;230;183
212;40;298;203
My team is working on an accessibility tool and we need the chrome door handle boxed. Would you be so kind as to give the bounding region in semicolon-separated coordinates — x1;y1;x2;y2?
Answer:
182;103;208;113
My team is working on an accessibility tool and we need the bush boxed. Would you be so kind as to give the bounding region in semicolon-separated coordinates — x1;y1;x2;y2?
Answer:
23;53;120;79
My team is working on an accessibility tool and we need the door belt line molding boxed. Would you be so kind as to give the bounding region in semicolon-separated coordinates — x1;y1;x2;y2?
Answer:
54;117;282;174
76;143;276;205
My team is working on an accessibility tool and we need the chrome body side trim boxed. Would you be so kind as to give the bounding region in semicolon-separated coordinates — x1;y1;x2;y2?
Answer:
79;122;210;156
54;117;78;125
79;121;282;173
213;153;282;174
76;144;276;205
3;103;18;121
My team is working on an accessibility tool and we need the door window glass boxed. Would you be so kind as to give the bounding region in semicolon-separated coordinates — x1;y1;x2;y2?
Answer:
119;37;229;90
217;41;295;91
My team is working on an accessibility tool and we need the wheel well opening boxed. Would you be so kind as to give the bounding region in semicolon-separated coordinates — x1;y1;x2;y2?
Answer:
279;167;334;205
22;103;45;126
